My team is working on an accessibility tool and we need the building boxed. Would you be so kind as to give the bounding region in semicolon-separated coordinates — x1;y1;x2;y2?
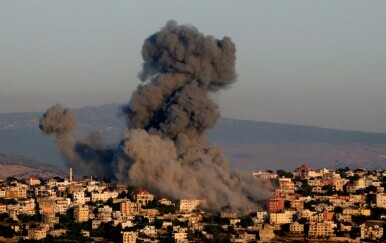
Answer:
252;171;278;179
266;198;284;213
179;199;206;213
97;205;113;223
38;199;56;214
255;211;268;223
221;212;237;219
259;228;275;241
290;222;304;234
74;205;89;223
26;177;41;186
308;222;335;238
0;203;6;213
28;228;47;240
122;231;138;243
91;191;118;202
360;220;384;241
376;193;386;208
41;213;59;226
72;191;86;204
120;200;141;216
134;189;154;206
269;211;293;224
173;232;188;243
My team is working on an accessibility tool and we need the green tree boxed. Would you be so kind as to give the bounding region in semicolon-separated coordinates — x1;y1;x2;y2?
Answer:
334;206;343;214
367;185;378;193
0;225;15;238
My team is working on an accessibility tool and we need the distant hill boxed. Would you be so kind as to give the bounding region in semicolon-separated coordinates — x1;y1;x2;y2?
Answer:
0;153;66;178
1;103;386;172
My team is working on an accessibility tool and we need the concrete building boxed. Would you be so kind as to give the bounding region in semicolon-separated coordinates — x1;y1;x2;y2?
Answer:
179;199;206;213
28;228;47;240
91;191;118;202
269;211;294;224
120;200;141;216
173;232;188;243
290;222;304;234
266;198;284;213
308;222;335;238
360;220;384;241
376;193;386;208
74;205;89;223
122;231;138;243
134;189;154;206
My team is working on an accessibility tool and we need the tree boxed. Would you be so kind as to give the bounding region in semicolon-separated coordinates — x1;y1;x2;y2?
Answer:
301;185;314;197
158;204;177;214
227;225;236;234
367;185;378;193
0;213;9;221
239;216;254;228
284;200;291;209
298;217;308;224
349;174;361;183
322;184;334;195
277;170;294;179
0;225;15;238
334;206;343;214
349;226;360;239
6;177;17;183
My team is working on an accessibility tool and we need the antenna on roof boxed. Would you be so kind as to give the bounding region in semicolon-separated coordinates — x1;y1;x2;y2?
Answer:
335;158;339;170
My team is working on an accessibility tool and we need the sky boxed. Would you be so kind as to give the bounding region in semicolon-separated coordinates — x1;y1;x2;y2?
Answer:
1;0;386;132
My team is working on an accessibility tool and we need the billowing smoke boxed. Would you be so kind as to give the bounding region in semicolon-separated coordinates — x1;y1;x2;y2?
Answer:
40;20;269;211
39;104;115;178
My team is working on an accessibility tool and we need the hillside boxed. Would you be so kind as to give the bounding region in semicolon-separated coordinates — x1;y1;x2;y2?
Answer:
0;153;66;178
1;103;386;172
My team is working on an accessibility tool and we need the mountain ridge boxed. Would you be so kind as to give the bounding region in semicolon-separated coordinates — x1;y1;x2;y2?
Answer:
1;103;386;172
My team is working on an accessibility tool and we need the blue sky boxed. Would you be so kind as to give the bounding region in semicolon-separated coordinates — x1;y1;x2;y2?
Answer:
1;0;386;132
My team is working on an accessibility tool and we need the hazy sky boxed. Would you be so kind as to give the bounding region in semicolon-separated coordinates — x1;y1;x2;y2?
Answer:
1;0;386;132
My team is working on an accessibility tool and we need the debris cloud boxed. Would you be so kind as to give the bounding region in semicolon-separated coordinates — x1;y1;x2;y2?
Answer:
40;20;269;211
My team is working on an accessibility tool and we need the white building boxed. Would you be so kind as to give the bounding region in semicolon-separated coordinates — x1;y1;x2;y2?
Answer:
179;199;206;213
91;191;118;202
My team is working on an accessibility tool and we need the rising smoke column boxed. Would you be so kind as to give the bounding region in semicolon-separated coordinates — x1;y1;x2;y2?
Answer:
40;20;269;211
120;20;268;210
39;104;115;178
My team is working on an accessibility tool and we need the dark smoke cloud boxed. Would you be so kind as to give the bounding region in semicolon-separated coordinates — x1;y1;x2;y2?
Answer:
39;105;115;178
39;104;77;135
40;20;269;212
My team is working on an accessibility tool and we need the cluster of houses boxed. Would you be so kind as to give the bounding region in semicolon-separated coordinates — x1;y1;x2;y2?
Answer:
253;165;386;241
0;165;386;242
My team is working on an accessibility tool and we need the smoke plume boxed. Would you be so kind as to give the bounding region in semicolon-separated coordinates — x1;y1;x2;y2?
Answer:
40;20;269;211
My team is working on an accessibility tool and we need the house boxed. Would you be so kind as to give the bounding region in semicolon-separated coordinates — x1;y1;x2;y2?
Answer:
122;231;138;243
259;228;275;242
173;232;188;243
74;205;89;223
179;199;206;213
290;222;304;234
360;220;384;241
120;200;141;216
308;222;335;238
28;227;47;240
266;198;284;213
134;189;154;206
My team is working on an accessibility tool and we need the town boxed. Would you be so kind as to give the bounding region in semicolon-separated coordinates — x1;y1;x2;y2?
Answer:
1;165;386;242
